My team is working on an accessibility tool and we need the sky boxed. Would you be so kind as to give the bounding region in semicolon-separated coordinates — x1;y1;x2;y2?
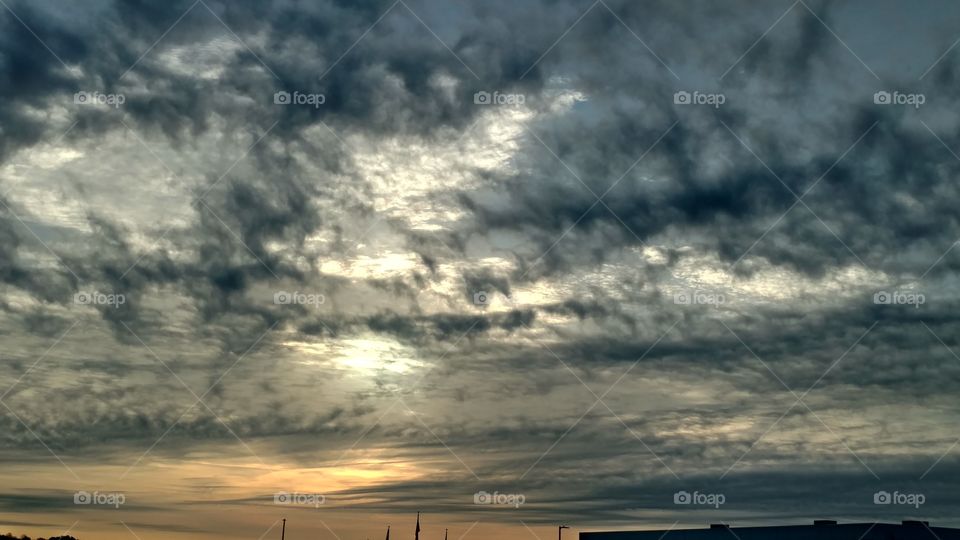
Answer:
2;0;960;539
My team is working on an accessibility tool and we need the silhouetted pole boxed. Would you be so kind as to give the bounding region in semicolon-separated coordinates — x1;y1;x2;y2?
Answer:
415;512;421;540
559;525;569;540
281;518;286;540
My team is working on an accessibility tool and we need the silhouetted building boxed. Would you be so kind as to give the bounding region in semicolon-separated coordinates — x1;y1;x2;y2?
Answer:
581;521;960;540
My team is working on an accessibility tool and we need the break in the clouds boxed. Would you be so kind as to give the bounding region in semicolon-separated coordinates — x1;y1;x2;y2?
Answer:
2;0;960;539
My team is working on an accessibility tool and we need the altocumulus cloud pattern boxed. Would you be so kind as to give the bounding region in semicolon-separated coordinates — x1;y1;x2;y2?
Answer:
1;1;960;539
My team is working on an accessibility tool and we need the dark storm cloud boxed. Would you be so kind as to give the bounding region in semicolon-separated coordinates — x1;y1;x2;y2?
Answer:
362;309;535;341
34;0;560;341
0;492;76;513
453;0;960;281
0;2;84;162
0;491;159;514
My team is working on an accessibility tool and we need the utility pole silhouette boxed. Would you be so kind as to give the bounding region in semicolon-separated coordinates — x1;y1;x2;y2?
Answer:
281;518;286;540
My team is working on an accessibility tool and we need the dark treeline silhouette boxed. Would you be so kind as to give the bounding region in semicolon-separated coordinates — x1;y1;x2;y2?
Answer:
1;533;79;540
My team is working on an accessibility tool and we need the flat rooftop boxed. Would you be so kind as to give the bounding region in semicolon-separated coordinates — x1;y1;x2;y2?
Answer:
580;521;959;540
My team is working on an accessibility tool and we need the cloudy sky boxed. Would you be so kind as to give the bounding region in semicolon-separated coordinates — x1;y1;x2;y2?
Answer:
2;0;960;539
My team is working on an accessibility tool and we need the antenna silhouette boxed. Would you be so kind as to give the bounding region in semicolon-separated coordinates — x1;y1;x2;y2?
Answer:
281;518;286;540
